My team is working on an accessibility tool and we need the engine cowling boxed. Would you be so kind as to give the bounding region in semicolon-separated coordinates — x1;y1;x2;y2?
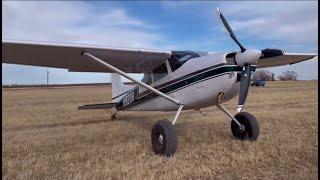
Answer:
235;49;262;66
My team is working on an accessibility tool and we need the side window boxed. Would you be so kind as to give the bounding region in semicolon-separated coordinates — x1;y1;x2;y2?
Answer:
141;73;152;85
152;63;168;82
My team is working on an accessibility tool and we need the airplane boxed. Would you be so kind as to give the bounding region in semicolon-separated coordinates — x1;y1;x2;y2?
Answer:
2;9;317;157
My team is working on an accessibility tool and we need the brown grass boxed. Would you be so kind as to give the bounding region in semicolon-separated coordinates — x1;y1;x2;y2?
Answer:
2;81;318;179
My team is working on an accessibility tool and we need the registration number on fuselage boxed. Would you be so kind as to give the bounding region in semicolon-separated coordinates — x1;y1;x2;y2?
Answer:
122;91;135;107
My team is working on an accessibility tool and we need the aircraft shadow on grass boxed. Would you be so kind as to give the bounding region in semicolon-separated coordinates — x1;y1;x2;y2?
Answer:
6;112;230;141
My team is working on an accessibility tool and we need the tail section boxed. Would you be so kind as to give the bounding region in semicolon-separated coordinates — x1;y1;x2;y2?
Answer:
111;73;134;103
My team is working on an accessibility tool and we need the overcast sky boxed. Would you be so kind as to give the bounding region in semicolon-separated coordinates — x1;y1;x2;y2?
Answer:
2;1;318;84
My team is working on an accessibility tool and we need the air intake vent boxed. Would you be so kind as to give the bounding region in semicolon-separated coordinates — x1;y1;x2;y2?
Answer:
261;49;284;59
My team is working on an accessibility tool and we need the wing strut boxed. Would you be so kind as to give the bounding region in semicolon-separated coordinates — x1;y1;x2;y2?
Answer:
82;52;180;106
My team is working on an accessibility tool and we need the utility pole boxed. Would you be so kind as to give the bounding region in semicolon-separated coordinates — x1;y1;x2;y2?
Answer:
47;69;49;88
271;73;275;81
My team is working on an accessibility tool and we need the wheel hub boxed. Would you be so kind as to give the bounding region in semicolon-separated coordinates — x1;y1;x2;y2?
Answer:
239;124;246;132
158;134;164;145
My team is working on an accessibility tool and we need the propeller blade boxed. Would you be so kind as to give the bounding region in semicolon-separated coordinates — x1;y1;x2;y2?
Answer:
238;64;251;112
216;8;246;53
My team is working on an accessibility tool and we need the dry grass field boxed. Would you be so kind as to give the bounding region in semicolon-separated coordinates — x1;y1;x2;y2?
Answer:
2;81;318;179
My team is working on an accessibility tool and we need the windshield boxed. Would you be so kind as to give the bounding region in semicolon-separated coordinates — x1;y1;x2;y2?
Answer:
168;51;203;72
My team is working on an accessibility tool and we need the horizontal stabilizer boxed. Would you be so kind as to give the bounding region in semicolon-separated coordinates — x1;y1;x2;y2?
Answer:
78;102;117;110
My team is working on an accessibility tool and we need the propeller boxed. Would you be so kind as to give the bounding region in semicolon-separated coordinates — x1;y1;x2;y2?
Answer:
216;8;246;53
238;64;251;112
216;8;262;112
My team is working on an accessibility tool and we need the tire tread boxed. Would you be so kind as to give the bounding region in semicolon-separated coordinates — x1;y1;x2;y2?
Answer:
151;120;178;157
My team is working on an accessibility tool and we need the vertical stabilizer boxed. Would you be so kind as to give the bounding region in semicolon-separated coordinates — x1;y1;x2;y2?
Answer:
111;73;133;103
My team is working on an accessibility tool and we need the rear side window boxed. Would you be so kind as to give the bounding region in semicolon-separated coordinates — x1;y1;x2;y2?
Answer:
153;63;168;82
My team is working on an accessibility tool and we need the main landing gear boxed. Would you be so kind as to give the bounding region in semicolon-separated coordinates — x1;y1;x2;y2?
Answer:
151;105;183;157
216;93;260;141
151;120;178;156
151;93;260;157
231;112;259;140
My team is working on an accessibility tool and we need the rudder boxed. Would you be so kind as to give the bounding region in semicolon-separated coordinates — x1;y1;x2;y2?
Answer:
111;73;133;103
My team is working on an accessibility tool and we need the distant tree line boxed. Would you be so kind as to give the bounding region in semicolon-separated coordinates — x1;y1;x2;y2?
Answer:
277;71;298;81
252;70;298;81
252;70;273;81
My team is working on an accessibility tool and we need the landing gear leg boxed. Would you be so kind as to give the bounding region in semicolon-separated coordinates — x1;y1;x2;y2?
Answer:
216;93;259;141
151;104;183;157
216;93;245;131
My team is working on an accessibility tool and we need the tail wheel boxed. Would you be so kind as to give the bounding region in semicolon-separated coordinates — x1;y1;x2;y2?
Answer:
151;120;178;157
231;112;259;141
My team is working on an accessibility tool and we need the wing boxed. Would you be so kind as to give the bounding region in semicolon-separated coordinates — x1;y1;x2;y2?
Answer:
257;49;317;68
2;40;172;73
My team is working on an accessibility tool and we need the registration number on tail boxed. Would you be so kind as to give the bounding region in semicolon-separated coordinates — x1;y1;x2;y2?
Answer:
123;91;135;107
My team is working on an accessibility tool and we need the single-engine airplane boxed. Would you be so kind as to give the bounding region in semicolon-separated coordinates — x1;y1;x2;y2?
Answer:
2;9;317;156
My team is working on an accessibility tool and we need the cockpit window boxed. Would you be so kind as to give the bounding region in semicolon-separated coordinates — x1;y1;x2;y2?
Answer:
168;51;202;72
179;55;192;62
153;63;168;82
196;51;209;56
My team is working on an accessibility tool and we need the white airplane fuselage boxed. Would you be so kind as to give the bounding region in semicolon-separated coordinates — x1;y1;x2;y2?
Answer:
116;52;247;111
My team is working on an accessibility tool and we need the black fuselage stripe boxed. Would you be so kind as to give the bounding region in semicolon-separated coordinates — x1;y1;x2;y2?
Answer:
112;90;130;100
125;72;232;110
138;63;227;97
135;63;229;99
116;65;243;110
